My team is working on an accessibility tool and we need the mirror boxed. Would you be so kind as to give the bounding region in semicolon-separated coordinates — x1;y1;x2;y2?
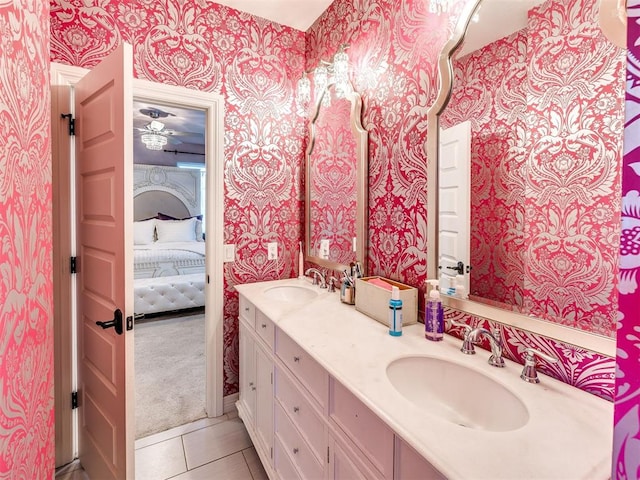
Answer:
428;0;625;347
306;82;368;272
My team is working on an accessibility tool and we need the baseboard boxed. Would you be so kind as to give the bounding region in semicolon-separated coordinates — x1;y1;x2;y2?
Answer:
223;393;239;414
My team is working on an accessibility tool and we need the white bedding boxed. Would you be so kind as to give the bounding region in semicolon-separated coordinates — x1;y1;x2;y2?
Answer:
134;241;205;279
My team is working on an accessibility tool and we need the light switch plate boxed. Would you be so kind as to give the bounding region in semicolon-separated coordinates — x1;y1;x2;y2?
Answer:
267;242;278;260
223;244;235;262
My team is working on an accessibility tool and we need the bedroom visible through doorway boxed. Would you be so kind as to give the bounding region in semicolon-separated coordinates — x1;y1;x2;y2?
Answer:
132;100;208;439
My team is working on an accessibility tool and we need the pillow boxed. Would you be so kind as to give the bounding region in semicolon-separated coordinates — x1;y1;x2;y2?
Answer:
156;217;197;243
133;219;156;245
158;212;204;241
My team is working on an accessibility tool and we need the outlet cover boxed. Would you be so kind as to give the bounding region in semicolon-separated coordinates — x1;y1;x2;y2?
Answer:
320;239;330;259
267;242;278;260
223;244;235;262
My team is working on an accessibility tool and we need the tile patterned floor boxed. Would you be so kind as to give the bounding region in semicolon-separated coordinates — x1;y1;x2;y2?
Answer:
55;413;268;480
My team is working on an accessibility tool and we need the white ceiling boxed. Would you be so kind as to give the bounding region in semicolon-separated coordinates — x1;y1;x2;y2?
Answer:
211;0;336;31
458;0;547;56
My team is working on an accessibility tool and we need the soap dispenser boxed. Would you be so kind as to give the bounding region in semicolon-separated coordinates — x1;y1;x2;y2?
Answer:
425;280;443;341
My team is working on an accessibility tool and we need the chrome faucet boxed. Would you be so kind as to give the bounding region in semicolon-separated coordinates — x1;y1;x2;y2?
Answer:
520;348;558;383
327;276;339;293
450;319;475;355
468;327;505;368
304;268;327;288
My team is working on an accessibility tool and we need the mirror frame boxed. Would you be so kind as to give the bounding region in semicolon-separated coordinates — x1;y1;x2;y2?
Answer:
426;0;616;357
305;82;369;273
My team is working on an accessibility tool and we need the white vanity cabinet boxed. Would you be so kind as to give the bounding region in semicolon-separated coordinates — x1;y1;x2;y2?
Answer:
238;297;274;473
238;293;444;480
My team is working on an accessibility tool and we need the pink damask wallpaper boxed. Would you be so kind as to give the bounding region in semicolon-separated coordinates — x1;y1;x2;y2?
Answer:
442;30;528;308
0;0;55;477
50;0;307;396
525;0;624;336
613;1;640;477
442;0;625;338
306;0;457;294
309;90;357;264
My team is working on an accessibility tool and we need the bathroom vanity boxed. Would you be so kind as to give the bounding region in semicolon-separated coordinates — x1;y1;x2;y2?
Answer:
236;278;613;480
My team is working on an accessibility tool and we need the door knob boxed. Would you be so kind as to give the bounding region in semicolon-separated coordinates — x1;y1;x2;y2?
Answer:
446;261;464;275
96;309;124;335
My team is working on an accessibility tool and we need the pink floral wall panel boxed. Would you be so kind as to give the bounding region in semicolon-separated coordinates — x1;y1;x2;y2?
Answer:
50;1;306;396
306;0;458;300
525;0;624;336
442;0;624;338
0;1;55;476
442;30;528;308
309;92;357;264
613;2;640;477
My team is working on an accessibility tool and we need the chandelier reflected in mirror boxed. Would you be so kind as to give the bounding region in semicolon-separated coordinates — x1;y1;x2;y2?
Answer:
429;0;453;14
297;44;351;112
141;133;168;150
140;119;168;150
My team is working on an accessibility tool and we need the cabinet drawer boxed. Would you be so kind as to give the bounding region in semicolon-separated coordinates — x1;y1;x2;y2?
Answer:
274;435;301;480
275;401;324;480
275;366;325;461
329;377;393;478
275;329;328;408
239;295;256;328
256;310;275;350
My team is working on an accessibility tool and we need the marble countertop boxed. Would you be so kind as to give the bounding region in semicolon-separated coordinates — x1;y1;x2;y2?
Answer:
236;277;613;480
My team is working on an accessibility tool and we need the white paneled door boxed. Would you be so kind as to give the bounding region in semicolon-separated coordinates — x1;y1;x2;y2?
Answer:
439;120;471;296
75;43;135;479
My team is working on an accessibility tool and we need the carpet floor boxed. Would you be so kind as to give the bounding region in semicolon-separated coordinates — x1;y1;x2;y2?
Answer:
135;313;206;439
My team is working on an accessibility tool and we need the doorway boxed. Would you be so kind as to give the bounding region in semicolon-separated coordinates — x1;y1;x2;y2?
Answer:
51;62;225;468
132;99;209;439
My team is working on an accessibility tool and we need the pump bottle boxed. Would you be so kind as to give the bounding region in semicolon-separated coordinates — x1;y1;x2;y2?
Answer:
425;280;444;341
388;286;403;337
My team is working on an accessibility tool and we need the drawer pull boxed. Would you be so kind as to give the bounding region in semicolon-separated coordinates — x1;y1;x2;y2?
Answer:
293;356;300;363
293;448;299;455
244;307;249;312
261;323;267;329
251;386;256;391
249;382;254;386
293;406;300;413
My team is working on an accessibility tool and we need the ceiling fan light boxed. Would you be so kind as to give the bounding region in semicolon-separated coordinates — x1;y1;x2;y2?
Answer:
141;133;167;151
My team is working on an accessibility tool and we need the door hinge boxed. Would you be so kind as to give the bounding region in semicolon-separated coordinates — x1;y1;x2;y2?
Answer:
71;391;78;409
207;275;210;284
327;446;330;463
126;315;134;331
70;256;77;274
270;372;273;385
270;447;273;459
60;113;75;136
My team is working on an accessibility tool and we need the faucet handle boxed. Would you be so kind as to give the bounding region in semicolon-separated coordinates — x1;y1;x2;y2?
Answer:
327;276;339;293
450;319;475;355
520;348;558;384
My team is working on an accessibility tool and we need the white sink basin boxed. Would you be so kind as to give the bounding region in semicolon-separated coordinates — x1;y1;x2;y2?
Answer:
386;356;529;432
263;285;318;303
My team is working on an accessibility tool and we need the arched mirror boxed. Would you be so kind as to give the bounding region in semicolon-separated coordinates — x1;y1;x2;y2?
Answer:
306;82;368;272
427;0;625;353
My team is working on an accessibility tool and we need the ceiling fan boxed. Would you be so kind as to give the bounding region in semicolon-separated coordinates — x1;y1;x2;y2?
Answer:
135;107;203;150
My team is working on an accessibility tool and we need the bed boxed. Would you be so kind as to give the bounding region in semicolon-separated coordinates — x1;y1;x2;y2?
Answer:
133;165;207;316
